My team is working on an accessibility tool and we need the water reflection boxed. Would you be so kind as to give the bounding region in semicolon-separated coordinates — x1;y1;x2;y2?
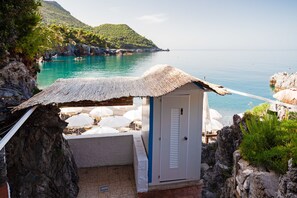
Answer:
37;53;156;88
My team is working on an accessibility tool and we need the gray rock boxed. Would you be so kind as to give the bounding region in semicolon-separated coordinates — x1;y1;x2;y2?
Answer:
249;172;279;198
201;163;210;172
6;106;79;198
278;166;297;198
0;61;36;122
270;72;297;91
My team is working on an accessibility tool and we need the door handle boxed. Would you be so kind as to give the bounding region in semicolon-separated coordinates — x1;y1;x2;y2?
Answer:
184;136;188;141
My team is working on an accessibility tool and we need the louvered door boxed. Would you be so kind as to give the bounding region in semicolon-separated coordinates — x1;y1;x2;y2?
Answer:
160;95;189;182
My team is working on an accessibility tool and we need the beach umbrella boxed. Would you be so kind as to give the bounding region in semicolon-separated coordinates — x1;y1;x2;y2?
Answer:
82;127;119;135
99;116;132;128
60;107;83;115
202;93;212;133
66;113;94;128
273;88;297;105
89;107;113;120
123;109;142;121
210;119;224;131
209;108;222;120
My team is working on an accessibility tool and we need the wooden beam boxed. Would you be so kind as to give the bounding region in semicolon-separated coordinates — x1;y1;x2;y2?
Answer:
57;97;134;108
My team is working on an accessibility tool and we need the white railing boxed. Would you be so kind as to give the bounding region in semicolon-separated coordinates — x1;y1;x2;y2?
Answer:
0;106;37;150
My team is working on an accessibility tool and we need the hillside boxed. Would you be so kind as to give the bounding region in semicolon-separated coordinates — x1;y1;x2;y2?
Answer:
94;24;157;49
40;1;159;49
41;1;90;29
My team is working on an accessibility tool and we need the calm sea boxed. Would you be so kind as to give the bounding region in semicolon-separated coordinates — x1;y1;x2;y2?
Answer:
37;50;297;125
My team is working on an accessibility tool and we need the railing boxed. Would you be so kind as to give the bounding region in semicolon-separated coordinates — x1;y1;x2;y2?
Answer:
0;106;37;150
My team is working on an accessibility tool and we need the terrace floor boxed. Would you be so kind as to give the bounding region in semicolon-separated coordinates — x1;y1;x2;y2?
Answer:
77;165;137;198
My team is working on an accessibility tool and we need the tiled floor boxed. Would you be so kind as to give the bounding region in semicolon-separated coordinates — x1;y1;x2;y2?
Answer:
77;165;137;198
138;185;202;198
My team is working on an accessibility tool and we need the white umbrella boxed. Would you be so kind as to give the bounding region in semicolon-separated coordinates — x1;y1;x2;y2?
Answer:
89;107;113;120
211;119;224;131
60;107;83;115
123;109;142;121
210;108;222;120
273;88;297;105
203;93;212;133
66;113;94;128
82;127;119;135
99;116;132;128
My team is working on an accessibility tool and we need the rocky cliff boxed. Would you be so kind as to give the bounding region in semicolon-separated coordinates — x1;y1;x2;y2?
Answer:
6;106;79;198
0;61;79;198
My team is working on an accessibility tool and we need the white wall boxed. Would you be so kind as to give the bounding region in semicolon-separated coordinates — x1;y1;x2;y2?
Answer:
150;83;204;185
133;134;148;192
66;133;133;168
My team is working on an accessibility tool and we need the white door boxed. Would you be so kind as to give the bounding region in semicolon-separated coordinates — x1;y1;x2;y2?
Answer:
160;95;189;182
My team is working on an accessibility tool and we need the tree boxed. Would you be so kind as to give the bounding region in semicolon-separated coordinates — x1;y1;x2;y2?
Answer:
0;0;41;64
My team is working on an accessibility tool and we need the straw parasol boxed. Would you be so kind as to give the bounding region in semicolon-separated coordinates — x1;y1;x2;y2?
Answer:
273;88;297;105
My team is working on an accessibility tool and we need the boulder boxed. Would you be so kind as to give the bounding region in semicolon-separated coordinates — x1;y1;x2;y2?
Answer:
6;106;79;198
0;61;36;123
270;72;297;92
201;114;244;197
249;172;279;198
278;162;297;198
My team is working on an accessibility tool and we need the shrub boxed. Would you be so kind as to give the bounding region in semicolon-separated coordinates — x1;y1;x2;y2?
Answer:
240;114;297;174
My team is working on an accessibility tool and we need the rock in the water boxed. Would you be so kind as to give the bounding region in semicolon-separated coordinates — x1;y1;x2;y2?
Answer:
270;72;297;92
6;106;79;198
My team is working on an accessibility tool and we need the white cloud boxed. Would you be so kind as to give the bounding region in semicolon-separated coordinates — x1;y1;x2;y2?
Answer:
137;14;168;23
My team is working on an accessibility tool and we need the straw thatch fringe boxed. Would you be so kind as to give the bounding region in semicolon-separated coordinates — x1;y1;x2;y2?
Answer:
14;65;229;111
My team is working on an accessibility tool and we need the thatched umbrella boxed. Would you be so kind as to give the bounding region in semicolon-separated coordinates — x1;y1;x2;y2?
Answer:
273;88;297;105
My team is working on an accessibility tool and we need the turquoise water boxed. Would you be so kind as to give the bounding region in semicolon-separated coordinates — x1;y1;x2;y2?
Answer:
37;50;297;125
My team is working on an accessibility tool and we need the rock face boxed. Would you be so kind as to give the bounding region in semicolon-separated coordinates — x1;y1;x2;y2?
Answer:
6;106;79;198
270;72;297;92
201;115;244;197
224;151;279;198
0;61;36;123
278;161;297;198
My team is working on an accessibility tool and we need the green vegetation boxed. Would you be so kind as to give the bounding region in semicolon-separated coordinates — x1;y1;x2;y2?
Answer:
41;1;90;29
240;112;297;174
0;0;41;63
94;24;157;49
246;103;270;118
49;25;106;48
40;1;158;49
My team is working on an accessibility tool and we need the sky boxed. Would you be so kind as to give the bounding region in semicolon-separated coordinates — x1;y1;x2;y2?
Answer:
54;0;297;50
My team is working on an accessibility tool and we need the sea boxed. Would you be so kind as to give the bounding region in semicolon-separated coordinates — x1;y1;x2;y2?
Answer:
37;50;297;125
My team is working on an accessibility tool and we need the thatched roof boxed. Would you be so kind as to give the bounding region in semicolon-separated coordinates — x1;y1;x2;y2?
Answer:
15;65;229;111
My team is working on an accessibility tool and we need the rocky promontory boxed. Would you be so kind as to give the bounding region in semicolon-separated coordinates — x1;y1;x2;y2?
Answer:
270;72;297;92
